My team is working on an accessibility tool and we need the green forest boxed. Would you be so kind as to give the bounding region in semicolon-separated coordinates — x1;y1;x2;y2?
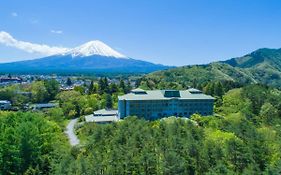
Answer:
0;80;281;174
53;84;281;175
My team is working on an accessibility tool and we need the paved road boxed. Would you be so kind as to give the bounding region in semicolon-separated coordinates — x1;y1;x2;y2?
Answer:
65;118;80;146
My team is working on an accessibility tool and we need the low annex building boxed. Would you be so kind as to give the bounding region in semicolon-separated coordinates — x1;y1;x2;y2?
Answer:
31;103;57;110
118;88;214;120
85;109;118;124
0;100;12;110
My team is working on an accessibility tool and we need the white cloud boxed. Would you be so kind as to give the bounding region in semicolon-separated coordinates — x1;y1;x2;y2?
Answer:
0;31;70;55
11;12;18;17
51;30;63;34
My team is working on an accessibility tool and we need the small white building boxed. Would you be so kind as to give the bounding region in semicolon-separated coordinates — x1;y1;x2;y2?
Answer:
0;100;12;110
85;109;119;124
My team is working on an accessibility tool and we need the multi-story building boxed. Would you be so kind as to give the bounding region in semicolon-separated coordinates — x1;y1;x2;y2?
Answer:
118;88;214;120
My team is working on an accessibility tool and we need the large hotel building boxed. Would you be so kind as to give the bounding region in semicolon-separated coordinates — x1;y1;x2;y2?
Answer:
118;88;214;120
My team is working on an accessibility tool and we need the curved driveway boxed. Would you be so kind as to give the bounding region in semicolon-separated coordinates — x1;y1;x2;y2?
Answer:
65;118;80;146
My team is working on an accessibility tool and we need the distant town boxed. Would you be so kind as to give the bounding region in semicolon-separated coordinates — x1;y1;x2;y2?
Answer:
0;74;136;112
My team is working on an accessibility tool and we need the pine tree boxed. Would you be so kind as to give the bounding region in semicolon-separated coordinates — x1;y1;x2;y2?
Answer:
125;81;132;93
214;82;224;97
98;78;109;94
105;94;113;109
103;78;109;93
204;83;215;95
119;79;126;93
66;78;72;86
88;81;94;94
109;83;118;94
98;78;105;95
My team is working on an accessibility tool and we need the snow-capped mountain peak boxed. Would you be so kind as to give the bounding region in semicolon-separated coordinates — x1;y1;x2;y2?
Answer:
66;40;127;58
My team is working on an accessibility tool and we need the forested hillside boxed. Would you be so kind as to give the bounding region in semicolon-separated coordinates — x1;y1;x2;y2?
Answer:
139;48;281;88
52;84;281;174
0;81;281;174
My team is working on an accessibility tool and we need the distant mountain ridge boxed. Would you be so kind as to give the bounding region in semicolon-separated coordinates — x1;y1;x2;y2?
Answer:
0;41;169;74
144;48;281;87
223;48;281;69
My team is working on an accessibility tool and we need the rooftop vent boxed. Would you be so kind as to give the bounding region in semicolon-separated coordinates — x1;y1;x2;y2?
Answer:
131;88;147;94
188;88;202;94
163;90;180;98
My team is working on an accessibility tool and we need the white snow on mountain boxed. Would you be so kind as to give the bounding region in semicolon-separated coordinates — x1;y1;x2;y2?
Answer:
65;40;127;58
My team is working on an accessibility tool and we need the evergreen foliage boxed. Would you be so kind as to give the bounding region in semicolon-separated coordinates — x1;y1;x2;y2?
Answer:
0;112;68;174
52;84;281;175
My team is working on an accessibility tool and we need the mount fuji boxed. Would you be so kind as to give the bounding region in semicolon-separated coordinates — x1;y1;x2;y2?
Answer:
0;40;169;74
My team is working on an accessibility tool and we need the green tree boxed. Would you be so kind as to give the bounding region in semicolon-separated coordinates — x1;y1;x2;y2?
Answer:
260;102;278;123
119;79;126;93
214;82;224;97
241;84;268;115
0;112;68;174
30;81;49;103
105;94;113;109
66;77;72;86
88;80;94;94
98;77;109;94
204;82;215;95
44;79;60;101
109;83;118;94
74;86;85;95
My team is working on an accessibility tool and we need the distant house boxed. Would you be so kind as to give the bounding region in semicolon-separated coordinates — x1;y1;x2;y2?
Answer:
85;109;118;124
0;77;22;83
32;103;57;110
60;86;74;91
0;77;22;86
0;100;12;110
118;88;215;120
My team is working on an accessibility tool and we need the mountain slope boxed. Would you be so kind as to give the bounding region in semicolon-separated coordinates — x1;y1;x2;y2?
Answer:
142;48;281;88
223;48;281;86
223;48;281;69
0;55;167;73
0;41;169;74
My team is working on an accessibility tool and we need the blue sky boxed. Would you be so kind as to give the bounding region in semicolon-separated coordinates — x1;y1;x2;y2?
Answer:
0;0;281;66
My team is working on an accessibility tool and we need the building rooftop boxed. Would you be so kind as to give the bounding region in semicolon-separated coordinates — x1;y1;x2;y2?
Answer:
131;88;147;94
32;103;57;108
0;100;11;104
93;109;118;116
118;89;214;101
85;114;119;123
